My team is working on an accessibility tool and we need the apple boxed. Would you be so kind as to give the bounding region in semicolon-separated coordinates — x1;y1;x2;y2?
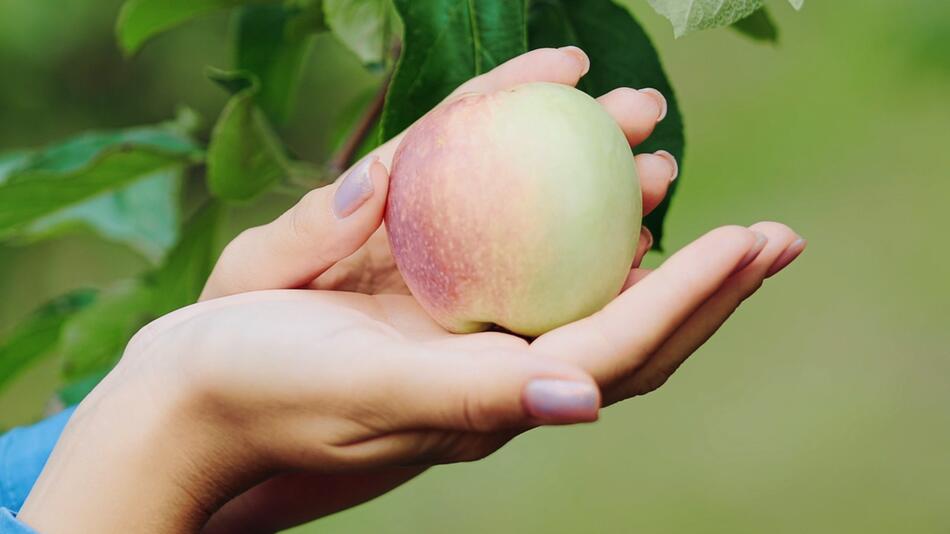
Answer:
386;82;641;336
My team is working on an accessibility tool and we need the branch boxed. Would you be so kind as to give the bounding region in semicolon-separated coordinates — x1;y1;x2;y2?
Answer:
330;69;393;175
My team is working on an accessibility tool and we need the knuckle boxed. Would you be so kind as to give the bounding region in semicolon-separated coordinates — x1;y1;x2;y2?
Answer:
639;365;676;395
749;220;794;238
459;390;493;433
285;187;332;243
604;86;640;102
532;47;569;65
711;224;754;244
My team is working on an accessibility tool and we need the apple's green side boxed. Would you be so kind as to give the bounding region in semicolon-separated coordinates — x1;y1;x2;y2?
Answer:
479;83;641;335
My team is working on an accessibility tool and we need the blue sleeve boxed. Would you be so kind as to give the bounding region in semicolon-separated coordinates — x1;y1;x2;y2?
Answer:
0;408;75;533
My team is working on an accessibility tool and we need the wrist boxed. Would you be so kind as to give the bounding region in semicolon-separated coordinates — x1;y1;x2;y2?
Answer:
19;361;258;533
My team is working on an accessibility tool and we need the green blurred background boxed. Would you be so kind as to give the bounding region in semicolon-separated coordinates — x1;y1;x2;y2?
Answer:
1;0;948;532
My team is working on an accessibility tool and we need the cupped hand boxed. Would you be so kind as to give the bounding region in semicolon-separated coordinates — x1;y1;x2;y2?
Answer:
196;47;805;533
20;47;807;534
19;287;602;534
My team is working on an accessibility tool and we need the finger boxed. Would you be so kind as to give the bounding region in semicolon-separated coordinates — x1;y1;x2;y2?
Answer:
636;152;677;216
610;223;803;400
452;47;589;96
531;226;768;384
597;87;667;147
203;468;425;534
381;347;600;433
622;267;653;292
370;47;593;169
200;158;390;300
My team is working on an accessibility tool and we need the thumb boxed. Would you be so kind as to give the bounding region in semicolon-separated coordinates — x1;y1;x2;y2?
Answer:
201;157;389;300
385;347;602;433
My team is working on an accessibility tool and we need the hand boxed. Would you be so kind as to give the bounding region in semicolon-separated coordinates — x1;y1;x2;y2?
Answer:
18;288;602;534
19;47;807;533
196;47;805;532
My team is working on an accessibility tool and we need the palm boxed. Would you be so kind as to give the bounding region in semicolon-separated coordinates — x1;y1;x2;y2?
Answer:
309;227;408;294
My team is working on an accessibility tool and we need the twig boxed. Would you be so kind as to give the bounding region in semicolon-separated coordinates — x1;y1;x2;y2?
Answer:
330;69;393;175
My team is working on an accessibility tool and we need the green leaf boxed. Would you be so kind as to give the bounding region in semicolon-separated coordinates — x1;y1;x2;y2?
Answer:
0;115;199;180
324;0;399;67
19;168;182;263
529;0;685;248
329;85;385;167
645;0;763;37
732;7;778;43
234;3;319;123
0;290;97;392
116;0;278;55
0;116;201;246
0;148;193;235
380;0;528;141
60;281;152;381
0;151;32;180
207;71;290;200
147;200;222;316
788;0;804;10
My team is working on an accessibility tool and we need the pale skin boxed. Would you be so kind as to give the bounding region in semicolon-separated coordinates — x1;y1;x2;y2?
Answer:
19;47;806;533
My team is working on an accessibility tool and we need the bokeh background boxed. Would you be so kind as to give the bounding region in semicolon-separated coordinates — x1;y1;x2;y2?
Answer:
1;0;948;532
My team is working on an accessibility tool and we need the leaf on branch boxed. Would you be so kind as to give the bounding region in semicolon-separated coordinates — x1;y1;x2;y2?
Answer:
732;7;778;43
0;146;197;236
330;85;383;163
19;170;182;263
234;3;320;123
324;0;400;68
0;290;97;392
646;0;764;38
529;0;685;249
0;115;201;261
116;0;277;55
207;69;290;200
60;281;152;382
380;0;528;141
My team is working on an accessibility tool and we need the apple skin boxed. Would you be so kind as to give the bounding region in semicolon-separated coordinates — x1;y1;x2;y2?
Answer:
386;82;641;337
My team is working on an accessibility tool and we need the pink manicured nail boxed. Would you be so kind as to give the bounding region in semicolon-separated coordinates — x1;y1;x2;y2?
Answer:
524;379;599;423
736;231;769;272
654;150;679;182
558;46;590;76
766;238;807;277
638;88;668;122
333;156;377;219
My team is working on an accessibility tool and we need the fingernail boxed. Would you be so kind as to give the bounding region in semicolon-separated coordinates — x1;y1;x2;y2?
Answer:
638;88;668;122
654;150;679;182
765;238;807;277
736;231;769;272
333;156;377;219
558;46;590;76
524;379;599;423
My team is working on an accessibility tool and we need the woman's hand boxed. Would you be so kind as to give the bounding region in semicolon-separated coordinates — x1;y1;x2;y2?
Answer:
19;47;806;533
197;48;804;532
18;288;602;534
